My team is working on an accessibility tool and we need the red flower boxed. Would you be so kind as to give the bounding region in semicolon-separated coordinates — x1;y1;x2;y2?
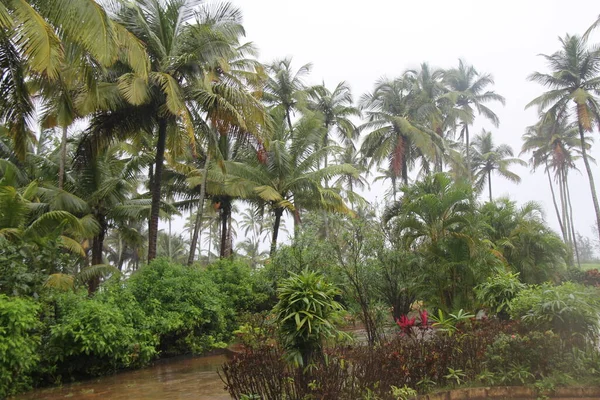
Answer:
419;310;429;328
396;315;416;334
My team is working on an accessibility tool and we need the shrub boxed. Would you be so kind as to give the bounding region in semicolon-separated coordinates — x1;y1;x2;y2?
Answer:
126;258;232;355
43;291;156;380
0;295;40;397
509;282;600;340
484;331;563;383
475;271;526;319
205;259;272;312
221;319;515;399
274;270;344;366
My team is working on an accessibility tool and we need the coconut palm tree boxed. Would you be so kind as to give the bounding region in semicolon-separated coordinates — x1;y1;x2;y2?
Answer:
443;60;505;180
359;77;437;198
88;1;263;261
306;81;360;164
471;130;526;201
263;58;312;132
527;34;600;242
0;0;147;160
220;110;357;255
521;111;592;266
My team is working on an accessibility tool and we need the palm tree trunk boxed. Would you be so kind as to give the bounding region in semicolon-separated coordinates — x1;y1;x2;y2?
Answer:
148;118;168;262
546;164;566;242
89;214;107;295
58;125;68;189
577;122;600;242
558;169;569;244
286;107;293;134
187;153;211;265
488;169;493;202
565;172;580;267
219;199;231;258
226;210;233;257
465;124;472;181
270;208;284;256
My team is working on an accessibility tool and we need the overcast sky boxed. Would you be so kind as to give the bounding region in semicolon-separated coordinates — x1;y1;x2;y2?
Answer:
220;0;600;241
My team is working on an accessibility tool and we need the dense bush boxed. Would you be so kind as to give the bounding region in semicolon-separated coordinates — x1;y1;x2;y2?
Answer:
42;291;157;380
509;282;600;339
205;259;273;312
125;258;233;355
0;295;40;397
484;331;563;383
475;271;525;319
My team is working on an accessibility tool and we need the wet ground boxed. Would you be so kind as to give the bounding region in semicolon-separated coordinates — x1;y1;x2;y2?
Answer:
13;354;231;400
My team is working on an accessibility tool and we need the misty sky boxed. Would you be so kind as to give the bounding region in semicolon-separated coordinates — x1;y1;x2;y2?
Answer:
225;0;600;240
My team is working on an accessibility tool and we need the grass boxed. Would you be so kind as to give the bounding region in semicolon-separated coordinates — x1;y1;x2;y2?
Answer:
580;263;600;271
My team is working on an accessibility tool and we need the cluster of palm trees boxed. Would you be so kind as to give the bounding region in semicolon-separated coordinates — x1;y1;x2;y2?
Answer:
2;0;596;292
522;25;600;259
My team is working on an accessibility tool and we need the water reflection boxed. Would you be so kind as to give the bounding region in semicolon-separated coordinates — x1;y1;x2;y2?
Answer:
13;355;230;400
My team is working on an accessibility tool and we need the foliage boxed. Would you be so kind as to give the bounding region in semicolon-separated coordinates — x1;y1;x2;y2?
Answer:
274;270;345;365
43;291;157;379
509;282;600;340
0;295;40;397
125;258;233;355
475;271;526;318
221;319;516;399
484;331;563;383
204;258;273;312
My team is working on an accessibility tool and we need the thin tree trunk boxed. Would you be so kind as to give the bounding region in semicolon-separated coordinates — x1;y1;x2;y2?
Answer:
270;208;284;256
286;108;293;135
226;209;233;257
558;169;569;245
546;165;567;242
565;172;580;267
219;200;230;258
89;215;106;295
58;125;68;189
465;124;471;181
488;169;493;202
187;153;211;265
148;118;168;261
577;122;600;243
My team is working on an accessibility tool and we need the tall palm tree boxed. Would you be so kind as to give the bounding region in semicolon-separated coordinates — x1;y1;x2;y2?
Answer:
404;63;454;172
521;111;591;265
90;0;261;261
220;111;357;255
0;0;147;159
307;81;360;165
359;77;436;198
527;34;600;242
263;58;312;132
443;60;505;180
471;130;525;201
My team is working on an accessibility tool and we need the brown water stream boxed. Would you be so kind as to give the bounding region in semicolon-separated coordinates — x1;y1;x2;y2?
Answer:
13;354;231;400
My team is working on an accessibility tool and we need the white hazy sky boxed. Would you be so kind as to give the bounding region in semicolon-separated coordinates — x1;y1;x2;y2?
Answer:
221;0;600;240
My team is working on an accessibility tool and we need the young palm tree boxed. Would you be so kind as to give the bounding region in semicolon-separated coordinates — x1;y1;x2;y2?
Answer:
359;77;436;198
384;173;500;311
471;130;526;201
443;60;505;180
527;35;600;241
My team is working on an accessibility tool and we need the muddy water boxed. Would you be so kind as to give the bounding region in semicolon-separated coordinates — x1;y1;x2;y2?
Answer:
13;355;231;400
